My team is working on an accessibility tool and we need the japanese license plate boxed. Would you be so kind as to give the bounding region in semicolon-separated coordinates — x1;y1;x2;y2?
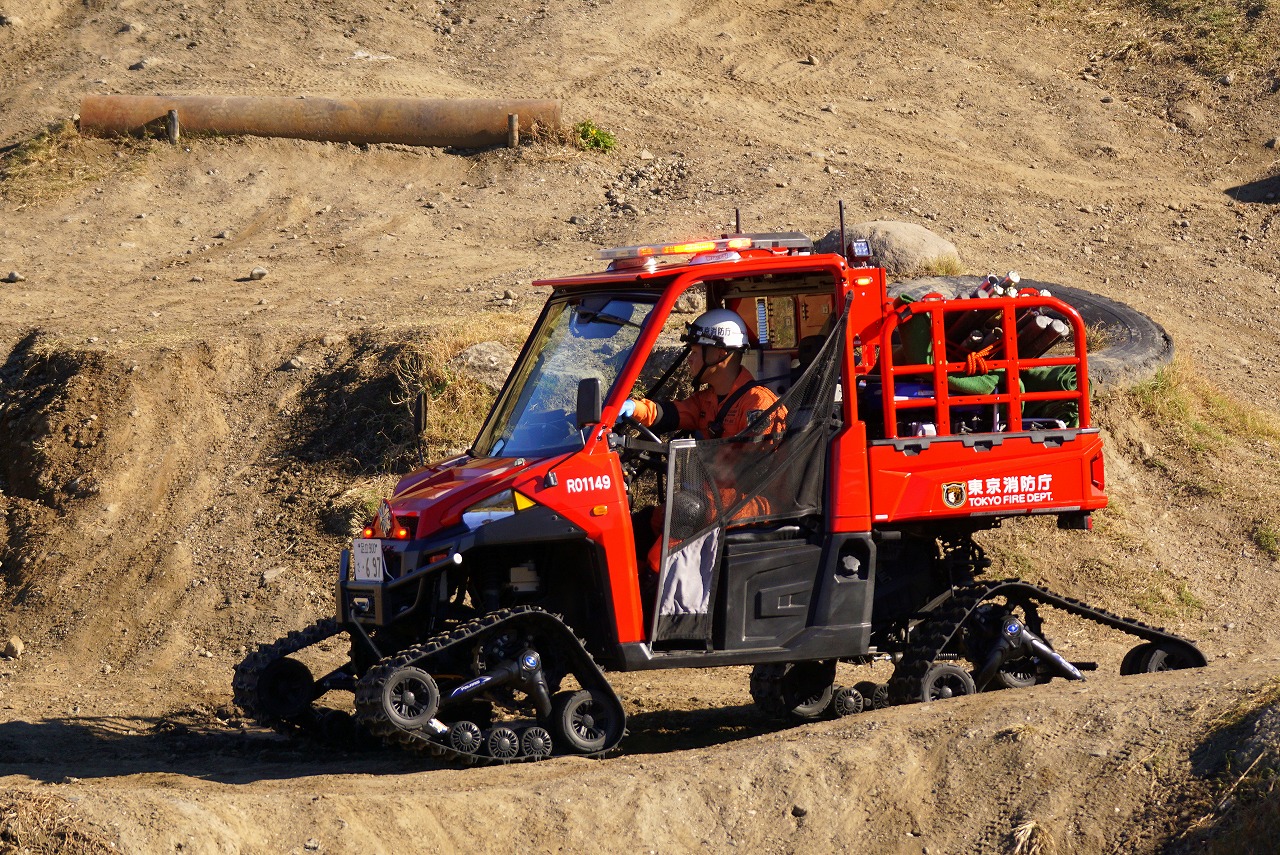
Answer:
352;538;386;582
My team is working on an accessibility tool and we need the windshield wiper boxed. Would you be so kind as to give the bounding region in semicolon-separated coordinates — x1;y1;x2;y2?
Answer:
576;309;642;329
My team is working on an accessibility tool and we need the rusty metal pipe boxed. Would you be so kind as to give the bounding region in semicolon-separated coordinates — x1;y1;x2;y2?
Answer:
78;95;561;149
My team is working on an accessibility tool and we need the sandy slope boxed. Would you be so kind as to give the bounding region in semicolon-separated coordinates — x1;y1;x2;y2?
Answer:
1;0;1279;852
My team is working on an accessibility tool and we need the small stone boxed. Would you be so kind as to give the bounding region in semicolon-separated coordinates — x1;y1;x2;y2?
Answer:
282;356;305;371
305;840;320;852
1101;95;1114;103
638;149;654;160
190;276;204;283
4;271;24;283
259;567;286;587
4;636;24;659
820;104;835;113
128;58;150;71
102;663;112;674
215;229;231;239
791;805;808;818
803;54;819;66
1218;73;1234;86
1266;138;1280;149
502;289;518;300
568;215;585;225
249;266;268;280
0;14;23;27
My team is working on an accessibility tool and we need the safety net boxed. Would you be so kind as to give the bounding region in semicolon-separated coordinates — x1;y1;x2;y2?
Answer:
653;305;848;642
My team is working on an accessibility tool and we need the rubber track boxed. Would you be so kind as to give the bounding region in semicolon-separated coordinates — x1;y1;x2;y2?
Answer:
353;605;626;765
888;579;1207;704
232;616;345;736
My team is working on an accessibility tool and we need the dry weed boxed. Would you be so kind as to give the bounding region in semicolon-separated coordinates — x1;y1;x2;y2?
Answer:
1010;818;1056;855
0;791;114;854
0;121;153;207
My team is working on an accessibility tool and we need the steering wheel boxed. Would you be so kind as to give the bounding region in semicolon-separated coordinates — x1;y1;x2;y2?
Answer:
619;414;662;446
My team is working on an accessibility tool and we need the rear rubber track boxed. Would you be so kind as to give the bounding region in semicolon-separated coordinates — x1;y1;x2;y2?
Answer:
232;616;346;737
888;579;1207;704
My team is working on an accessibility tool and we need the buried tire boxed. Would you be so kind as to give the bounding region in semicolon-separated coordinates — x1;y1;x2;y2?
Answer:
889;275;1172;390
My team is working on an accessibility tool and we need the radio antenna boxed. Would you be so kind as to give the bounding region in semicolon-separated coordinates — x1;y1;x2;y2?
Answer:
838;200;847;261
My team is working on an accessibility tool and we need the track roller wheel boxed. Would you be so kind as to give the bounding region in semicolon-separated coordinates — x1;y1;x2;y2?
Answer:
750;660;836;721
520;726;554;759
919;663;977;702
380;666;440;730
486;726;521;760
1120;642;1198;675
256;658;317;720
448;720;483;754
854;680;890;710
831;686;865;717
550;688;622;754
991;657;1043;690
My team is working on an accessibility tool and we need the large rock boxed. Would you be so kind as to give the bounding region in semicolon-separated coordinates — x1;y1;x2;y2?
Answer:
449;341;515;391
816;221;961;278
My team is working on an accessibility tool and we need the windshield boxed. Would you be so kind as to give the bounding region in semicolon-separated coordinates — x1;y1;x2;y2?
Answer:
472;293;658;459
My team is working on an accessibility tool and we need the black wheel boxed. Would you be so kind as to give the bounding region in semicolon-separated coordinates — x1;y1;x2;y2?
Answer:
520;726;554;759
486;726;521;760
831;686;865;717
919;663;977;702
380;666;440;730
256;658;316;720
1120;642;1200;675
550;688;621;754
991;657;1042;690
750;661;837;721
854;681;890;710
448;720;483;754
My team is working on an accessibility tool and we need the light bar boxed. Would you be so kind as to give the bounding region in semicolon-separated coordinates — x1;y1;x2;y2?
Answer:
597;237;753;261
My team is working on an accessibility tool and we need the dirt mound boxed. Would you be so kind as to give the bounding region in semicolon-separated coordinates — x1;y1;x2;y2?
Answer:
1;0;1280;851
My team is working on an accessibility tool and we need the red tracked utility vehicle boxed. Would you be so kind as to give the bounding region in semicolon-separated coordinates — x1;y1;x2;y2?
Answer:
235;230;1205;763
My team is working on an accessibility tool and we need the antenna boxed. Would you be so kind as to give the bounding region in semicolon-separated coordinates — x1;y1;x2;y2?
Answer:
838;200;847;261
735;208;741;235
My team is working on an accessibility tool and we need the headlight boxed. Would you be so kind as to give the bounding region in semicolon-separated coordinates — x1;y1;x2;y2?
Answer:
462;490;518;528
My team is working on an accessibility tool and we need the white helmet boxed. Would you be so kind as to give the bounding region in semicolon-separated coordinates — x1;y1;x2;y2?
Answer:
683;309;749;350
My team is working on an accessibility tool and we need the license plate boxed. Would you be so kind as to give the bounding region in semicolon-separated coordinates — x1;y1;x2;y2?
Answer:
352;538;386;582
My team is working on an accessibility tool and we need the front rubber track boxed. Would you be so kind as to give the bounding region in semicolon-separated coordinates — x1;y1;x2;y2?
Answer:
353;606;627;765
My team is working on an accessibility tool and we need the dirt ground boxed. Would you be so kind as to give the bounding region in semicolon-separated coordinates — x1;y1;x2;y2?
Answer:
1;0;1280;852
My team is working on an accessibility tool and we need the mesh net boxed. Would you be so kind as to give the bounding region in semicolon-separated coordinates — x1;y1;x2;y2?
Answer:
654;307;847;641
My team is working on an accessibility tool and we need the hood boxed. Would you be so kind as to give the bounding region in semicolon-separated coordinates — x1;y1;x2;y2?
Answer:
386;455;548;534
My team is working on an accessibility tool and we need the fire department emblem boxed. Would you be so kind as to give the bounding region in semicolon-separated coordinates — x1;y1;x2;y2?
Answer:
942;482;967;509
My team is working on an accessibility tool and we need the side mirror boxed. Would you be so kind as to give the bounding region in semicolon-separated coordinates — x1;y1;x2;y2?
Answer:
576;377;602;428
413;389;428;437
413;390;428;466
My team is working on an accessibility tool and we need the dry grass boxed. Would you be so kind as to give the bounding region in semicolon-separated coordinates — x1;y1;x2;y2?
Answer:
390;318;528;461
1128;357;1280;449
1010;818;1056;855
0;791;114;854
1178;681;1280;853
0;121;154;207
916;254;965;277
1000;0;1280;78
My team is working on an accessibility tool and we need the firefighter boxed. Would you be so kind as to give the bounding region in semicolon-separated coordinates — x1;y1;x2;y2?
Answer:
618;308;781;439
617;309;786;581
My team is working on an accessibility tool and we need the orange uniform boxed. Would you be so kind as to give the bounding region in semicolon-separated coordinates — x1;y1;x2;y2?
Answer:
631;367;782;439
630;367;785;572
